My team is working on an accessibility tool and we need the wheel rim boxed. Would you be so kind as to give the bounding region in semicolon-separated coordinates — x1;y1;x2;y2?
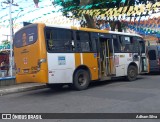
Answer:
78;73;87;86
129;69;136;78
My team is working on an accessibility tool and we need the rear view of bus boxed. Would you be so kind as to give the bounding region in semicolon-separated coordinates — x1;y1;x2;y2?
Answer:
14;23;48;83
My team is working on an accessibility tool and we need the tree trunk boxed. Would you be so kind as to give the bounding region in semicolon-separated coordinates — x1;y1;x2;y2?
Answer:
80;0;96;28
80;0;92;6
83;14;96;28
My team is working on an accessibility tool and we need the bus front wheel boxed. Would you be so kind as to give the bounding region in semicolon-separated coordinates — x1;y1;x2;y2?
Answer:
126;65;138;81
73;69;90;90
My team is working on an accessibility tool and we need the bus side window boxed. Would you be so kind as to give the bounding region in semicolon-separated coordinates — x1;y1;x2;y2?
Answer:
63;30;74;52
148;50;156;60
46;30;54;51
90;33;98;52
46;28;74;52
119;36;134;52
91;38;97;52
119;36;125;52
123;36;131;52
76;31;91;52
132;37;139;53
113;38;121;53
158;46;160;57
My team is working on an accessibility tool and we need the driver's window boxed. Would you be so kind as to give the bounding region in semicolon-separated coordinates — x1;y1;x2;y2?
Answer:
46;30;54;50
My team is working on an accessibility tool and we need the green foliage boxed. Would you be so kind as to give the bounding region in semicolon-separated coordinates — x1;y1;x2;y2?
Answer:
55;0;125;10
54;0;127;18
52;0;158;29
2;40;10;45
53;0;157;12
0;40;10;50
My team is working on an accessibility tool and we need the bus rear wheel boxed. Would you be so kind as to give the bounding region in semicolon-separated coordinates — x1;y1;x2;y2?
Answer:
73;69;90;90
126;65;137;81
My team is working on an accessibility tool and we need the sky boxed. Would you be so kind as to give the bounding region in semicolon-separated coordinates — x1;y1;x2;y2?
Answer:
0;0;78;42
0;0;159;42
0;0;59;25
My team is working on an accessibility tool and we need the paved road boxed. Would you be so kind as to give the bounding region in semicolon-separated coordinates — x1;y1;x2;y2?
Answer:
0;74;160;122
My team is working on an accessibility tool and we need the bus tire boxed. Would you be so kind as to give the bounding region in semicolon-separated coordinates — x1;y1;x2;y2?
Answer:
47;84;63;90
73;69;90;90
126;65;138;81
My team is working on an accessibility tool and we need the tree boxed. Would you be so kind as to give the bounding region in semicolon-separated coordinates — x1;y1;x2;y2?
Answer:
53;0;123;28
0;40;10;50
33;0;39;7
52;0;157;29
2;40;10;46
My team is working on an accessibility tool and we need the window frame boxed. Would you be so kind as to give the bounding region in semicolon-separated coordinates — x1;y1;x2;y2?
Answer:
45;28;98;53
115;35;143;53
148;50;157;60
14;24;38;48
45;27;75;53
74;31;97;53
112;34;121;53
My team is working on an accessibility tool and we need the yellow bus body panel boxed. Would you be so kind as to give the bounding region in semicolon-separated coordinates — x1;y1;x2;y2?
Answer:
74;53;98;80
16;70;47;83
82;53;98;80
15;23;48;84
75;53;81;67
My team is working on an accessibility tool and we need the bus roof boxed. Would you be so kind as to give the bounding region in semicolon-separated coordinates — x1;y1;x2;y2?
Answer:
46;24;141;37
108;31;142;37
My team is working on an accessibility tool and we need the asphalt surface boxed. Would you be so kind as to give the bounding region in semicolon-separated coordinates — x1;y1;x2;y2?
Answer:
0;74;160;122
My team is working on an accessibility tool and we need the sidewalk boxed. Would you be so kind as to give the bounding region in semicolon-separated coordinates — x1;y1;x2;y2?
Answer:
0;83;47;96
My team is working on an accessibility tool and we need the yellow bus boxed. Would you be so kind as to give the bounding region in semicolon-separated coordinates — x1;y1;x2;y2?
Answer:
14;23;148;90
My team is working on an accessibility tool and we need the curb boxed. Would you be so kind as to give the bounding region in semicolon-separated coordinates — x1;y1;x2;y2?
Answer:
0;84;47;96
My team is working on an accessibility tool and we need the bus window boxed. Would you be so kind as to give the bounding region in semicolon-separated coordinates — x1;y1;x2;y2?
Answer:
113;38;121;53
46;30;54;50
46;28;74;52
137;37;145;53
148;50;156;60
91;38;97;52
123;36;132;52
119;36;140;53
76;31;91;52
90;33;98;52
119;36;131;52
131;37;140;53
14;24;38;48
158;46;160;57
119;36;125;52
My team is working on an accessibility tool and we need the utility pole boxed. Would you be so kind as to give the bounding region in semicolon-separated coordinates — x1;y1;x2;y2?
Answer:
2;34;10;41
2;0;18;77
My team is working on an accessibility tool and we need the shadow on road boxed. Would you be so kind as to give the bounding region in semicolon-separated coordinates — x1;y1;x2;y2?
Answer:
141;72;160;76
24;76;145;97
89;76;143;89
